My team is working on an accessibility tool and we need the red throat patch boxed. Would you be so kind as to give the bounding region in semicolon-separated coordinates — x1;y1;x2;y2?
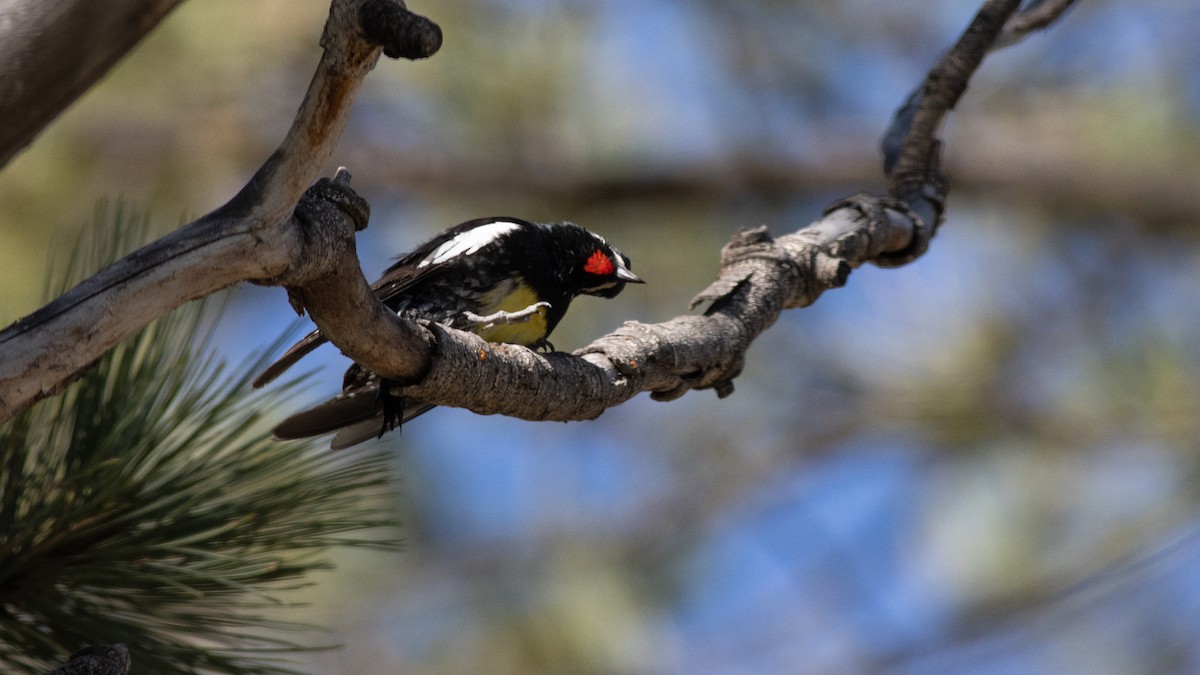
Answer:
584;250;615;276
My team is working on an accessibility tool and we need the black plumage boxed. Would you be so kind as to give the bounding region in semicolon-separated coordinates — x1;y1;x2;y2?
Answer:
256;217;642;448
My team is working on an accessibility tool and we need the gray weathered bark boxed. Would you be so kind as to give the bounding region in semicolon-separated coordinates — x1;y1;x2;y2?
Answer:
0;0;1074;426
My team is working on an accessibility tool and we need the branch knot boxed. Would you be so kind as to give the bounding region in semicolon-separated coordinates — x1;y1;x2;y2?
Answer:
264;175;371;313
359;0;443;60
824;191;941;268
691;226;797;311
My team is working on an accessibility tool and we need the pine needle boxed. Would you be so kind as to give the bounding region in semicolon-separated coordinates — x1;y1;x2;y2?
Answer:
0;202;400;674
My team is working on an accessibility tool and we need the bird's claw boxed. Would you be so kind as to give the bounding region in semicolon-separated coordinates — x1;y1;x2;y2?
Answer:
462;301;551;330
376;379;405;438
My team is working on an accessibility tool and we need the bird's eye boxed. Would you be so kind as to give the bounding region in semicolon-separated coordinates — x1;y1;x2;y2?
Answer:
584;250;615;276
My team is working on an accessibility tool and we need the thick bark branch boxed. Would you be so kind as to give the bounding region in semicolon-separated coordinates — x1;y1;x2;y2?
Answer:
0;0;185;168
0;0;1074;428
309;0;1030;421
280;173;437;385
0;0;440;421
393;205;922;421
270;172;930;424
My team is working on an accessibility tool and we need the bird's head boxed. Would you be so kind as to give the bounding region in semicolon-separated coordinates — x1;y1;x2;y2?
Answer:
573;233;644;298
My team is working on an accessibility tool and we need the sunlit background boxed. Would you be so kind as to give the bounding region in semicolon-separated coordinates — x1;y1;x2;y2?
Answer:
4;0;1200;672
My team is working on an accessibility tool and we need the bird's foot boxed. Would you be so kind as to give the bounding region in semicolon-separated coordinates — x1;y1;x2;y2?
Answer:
376;379;405;439
462;301;551;330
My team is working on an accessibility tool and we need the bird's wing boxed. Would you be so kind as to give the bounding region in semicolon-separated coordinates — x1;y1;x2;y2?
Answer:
271;388;379;439
253;218;526;388
328;402;435;450
251;327;327;388
370;217;525;303
272;389;436;450
273;363;437;448
251;234;464;388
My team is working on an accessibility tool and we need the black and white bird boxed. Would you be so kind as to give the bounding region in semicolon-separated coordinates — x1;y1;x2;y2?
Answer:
254;217;643;448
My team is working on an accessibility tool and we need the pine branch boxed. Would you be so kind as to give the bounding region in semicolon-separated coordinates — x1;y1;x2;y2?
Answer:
0;205;400;674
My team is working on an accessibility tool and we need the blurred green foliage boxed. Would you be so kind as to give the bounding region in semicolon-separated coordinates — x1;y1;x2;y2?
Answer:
5;0;1200;673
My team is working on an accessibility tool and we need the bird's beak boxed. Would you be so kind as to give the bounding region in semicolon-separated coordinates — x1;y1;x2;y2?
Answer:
615;266;645;283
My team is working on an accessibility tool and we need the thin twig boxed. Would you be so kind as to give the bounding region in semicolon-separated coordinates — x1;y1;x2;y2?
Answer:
887;0;1023;199
995;0;1078;49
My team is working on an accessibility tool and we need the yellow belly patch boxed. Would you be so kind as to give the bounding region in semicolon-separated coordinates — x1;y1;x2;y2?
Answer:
472;283;549;346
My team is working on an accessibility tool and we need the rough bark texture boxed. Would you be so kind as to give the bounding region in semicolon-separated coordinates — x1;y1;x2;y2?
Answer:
0;0;438;420
411;224;883;419
0;0;1075;426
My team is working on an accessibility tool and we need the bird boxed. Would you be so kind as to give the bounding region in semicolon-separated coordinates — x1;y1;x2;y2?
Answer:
254;216;643;449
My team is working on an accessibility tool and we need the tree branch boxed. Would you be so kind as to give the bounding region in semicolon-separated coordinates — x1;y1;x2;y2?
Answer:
0;0;440;421
996;0;1078;49
393;205;918;420
323;0;1038;421
0;0;1075;429
0;0;185;168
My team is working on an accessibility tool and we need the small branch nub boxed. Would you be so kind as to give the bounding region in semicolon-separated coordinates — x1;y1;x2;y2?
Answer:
359;0;443;60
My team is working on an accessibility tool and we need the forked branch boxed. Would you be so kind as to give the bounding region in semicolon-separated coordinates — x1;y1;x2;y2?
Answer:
0;0;440;421
0;0;1075;427
278;1;1068;424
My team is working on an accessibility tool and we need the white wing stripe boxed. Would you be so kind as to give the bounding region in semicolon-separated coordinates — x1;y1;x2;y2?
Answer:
418;220;522;267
